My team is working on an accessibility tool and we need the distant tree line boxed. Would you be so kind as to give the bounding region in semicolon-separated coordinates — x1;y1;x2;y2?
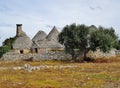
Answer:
58;23;120;61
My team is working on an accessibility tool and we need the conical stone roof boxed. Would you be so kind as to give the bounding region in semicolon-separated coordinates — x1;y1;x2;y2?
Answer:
13;36;32;49
36;40;64;49
46;26;59;41
32;30;47;42
32;26;64;49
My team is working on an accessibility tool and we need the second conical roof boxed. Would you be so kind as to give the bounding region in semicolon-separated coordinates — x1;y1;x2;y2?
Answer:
32;30;47;42
46;26;59;41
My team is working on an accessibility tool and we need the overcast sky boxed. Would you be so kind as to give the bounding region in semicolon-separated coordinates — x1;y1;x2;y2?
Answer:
0;0;120;45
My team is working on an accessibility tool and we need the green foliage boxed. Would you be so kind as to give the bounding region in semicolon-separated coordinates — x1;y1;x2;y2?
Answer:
76;24;89;49
58;24;77;59
116;40;120;50
0;36;16;57
98;26;117;39
0;45;11;57
2;36;16;47
90;30;117;52
58;23;119;61
58;23;89;60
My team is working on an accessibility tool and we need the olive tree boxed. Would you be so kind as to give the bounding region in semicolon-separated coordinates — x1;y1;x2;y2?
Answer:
58;24;118;61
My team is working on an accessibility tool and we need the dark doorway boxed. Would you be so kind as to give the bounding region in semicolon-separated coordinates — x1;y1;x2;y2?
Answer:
35;48;38;53
20;50;24;54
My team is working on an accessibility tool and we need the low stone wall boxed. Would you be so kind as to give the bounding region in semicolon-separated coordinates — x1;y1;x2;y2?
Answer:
87;49;116;58
2;49;117;61
2;51;72;61
115;50;120;55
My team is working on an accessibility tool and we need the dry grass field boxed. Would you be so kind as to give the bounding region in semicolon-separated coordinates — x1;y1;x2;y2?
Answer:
0;56;120;88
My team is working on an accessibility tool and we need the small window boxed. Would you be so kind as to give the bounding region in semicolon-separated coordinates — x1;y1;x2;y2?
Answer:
35;48;38;53
20;50;24;54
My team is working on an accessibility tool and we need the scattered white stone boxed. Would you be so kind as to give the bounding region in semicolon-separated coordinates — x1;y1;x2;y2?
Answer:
0;64;78;72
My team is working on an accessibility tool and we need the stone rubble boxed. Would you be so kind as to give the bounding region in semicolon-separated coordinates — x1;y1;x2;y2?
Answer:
0;64;78;72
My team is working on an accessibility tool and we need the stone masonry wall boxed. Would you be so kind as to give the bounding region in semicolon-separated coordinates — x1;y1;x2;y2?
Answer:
87;49;116;58
2;51;72;61
2;49;117;61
